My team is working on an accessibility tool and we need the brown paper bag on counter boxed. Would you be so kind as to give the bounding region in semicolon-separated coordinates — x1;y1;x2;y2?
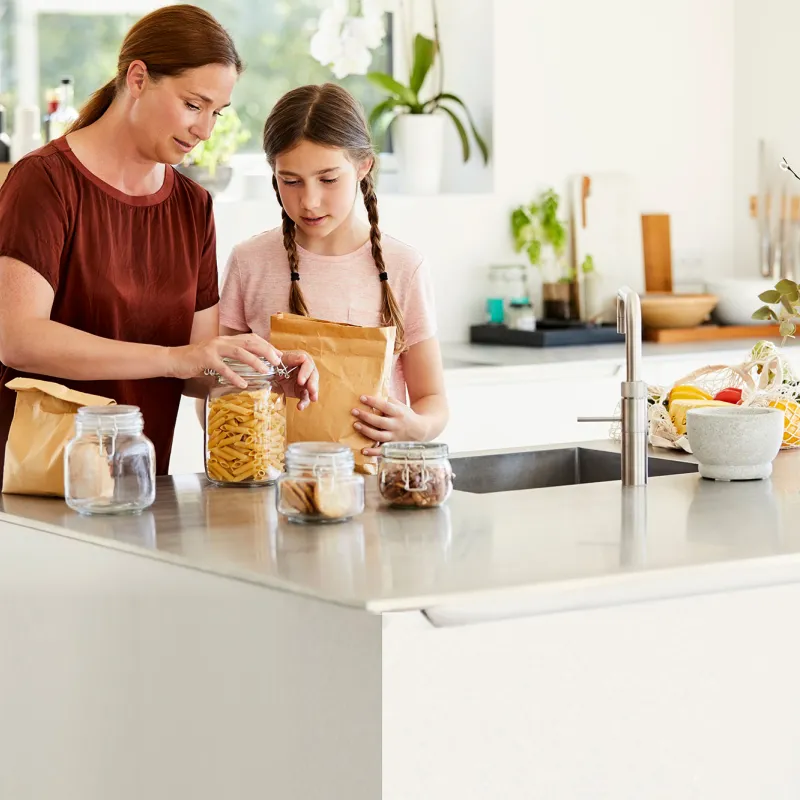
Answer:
3;378;116;497
270;313;396;474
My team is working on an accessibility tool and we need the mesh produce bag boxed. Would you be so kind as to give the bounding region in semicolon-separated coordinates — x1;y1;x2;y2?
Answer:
609;341;800;452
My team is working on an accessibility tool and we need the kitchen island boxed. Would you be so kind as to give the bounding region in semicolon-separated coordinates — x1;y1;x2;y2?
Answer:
3;440;800;799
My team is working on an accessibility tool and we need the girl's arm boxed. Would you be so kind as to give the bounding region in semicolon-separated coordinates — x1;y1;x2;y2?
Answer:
353;336;449;455
401;337;449;439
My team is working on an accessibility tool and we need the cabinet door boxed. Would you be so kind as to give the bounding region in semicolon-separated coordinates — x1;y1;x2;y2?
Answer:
441;362;624;453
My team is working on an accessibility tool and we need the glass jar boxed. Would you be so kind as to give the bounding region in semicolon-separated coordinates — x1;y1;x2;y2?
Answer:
204;358;287;487
507;299;537;331
276;442;365;524
64;405;155;515
378;442;454;509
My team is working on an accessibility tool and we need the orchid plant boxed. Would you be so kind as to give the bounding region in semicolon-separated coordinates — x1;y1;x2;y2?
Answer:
310;0;391;80
365;1;488;164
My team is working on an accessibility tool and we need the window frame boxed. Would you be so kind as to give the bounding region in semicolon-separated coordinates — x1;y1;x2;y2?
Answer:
13;0;409;173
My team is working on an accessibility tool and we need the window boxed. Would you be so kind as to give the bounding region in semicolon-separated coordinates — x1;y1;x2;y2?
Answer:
1;0;394;154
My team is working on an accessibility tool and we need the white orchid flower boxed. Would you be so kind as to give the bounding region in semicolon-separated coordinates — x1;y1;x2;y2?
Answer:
318;5;346;33
310;25;343;67
331;28;373;77
343;15;385;51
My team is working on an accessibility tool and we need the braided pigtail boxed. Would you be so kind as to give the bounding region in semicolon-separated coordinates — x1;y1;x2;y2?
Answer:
361;172;405;354
272;174;310;317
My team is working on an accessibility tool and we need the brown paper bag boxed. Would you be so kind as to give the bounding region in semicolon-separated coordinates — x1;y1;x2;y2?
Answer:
3;378;116;497
270;313;396;474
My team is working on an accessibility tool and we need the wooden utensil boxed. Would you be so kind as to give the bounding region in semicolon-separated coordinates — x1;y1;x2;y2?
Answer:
641;213;673;293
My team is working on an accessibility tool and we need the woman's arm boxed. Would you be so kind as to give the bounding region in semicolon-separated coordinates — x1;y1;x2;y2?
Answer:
0;257;283;388
352;337;449;455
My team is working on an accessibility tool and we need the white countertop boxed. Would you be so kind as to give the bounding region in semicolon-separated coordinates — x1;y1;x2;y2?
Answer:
440;336;798;369
3;440;800;619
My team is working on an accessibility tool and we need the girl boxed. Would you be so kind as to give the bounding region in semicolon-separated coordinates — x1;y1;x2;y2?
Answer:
219;83;448;456
0;5;316;483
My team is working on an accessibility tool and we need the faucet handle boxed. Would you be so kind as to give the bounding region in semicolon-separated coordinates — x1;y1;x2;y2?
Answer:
577;416;621;423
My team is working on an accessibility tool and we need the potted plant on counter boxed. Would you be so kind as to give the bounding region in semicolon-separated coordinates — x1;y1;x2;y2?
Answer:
365;1;489;194
177;107;251;197
511;188;575;320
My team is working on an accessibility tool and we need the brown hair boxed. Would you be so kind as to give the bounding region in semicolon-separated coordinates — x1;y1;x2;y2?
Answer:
262;83;406;354
67;4;243;134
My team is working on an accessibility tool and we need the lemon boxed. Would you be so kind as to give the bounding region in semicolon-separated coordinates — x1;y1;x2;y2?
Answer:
768;399;800;446
667;384;712;408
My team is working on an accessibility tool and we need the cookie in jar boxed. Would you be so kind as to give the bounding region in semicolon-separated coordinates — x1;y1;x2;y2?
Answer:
378;442;454;509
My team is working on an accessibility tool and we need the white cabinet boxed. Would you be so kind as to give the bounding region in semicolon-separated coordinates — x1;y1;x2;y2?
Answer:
441;361;624;452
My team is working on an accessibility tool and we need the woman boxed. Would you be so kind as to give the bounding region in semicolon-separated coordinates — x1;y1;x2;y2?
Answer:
0;5;316;483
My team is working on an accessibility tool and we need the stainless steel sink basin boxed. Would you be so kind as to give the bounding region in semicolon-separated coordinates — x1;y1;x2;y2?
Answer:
449;447;698;494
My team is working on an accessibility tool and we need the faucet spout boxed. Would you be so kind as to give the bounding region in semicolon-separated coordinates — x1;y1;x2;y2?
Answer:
577;285;649;486
617;286;648;486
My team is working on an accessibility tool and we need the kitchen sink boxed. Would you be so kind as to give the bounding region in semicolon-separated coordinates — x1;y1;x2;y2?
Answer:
449;447;698;494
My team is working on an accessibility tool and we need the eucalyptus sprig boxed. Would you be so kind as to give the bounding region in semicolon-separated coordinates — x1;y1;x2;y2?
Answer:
752;278;800;338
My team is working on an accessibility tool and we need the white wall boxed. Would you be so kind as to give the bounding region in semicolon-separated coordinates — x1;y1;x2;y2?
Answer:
214;0;737;344
733;0;800;280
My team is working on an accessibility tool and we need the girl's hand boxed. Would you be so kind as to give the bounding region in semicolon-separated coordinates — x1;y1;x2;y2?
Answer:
277;349;319;411
352;395;426;457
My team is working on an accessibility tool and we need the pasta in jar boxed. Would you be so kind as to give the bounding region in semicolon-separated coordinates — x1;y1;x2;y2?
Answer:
204;359;287;487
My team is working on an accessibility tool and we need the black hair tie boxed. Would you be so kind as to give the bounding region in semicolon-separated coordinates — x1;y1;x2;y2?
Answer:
379;271;388;282
290;271;300;282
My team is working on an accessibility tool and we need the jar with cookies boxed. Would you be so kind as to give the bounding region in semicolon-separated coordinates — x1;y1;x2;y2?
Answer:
276;442;365;524
204;358;286;487
378;442;454;509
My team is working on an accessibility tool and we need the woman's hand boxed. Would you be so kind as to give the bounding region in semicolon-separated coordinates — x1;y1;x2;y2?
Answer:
277;349;319;411
352;395;426;457
166;333;283;388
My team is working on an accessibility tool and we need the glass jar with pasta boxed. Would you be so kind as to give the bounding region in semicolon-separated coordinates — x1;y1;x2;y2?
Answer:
204;358;286;487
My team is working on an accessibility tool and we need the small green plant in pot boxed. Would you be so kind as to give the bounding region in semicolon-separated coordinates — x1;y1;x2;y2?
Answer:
366;1;488;194
179;107;251;196
511;188;569;282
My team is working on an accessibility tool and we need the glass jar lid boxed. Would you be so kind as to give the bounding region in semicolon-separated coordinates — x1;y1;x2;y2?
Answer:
76;405;144;434
381;442;450;461
206;357;280;381
285;442;354;474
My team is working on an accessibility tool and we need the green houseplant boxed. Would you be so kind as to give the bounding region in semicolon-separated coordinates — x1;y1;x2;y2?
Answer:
178;107;251;196
511;188;569;282
510;189;596;320
366;1;488;193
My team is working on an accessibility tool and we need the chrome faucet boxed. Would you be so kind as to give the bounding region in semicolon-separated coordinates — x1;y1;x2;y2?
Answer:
578;286;648;487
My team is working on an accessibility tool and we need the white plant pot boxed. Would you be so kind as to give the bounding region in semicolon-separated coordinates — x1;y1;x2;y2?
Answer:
393;113;445;195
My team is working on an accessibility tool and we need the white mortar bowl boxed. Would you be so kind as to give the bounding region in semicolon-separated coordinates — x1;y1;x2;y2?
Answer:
686;406;784;481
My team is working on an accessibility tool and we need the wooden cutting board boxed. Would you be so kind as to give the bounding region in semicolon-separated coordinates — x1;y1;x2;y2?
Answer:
569;172;645;323
644;323;782;343
641;213;673;292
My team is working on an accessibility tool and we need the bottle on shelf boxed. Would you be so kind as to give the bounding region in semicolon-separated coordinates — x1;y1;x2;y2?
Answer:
47;77;79;141
0;105;12;163
42;88;59;143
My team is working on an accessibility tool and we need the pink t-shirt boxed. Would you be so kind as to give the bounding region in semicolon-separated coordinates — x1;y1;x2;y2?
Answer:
219;227;437;402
